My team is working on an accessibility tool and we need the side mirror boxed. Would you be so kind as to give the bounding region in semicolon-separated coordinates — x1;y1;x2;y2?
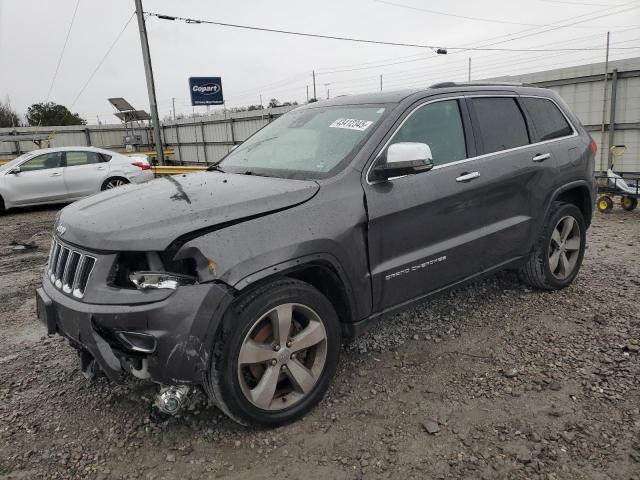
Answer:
7;166;21;175
372;142;434;181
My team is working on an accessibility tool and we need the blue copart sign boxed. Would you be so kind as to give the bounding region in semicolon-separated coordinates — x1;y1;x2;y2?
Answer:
189;77;224;106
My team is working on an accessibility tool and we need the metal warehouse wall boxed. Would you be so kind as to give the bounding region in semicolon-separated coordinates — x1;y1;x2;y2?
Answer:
489;57;640;172
0;105;295;164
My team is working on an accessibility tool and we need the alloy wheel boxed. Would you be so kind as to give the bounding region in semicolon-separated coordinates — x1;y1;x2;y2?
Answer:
237;303;327;411
548;215;581;280
105;179;126;189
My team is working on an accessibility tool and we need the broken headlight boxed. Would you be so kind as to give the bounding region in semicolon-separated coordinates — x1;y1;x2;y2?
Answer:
129;271;197;290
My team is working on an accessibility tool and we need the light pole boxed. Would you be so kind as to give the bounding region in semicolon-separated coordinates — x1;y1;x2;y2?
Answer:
134;0;165;165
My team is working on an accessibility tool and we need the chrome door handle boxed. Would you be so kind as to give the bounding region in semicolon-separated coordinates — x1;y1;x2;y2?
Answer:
50;172;62;176
96;166;106;170
533;153;551;162
456;171;480;183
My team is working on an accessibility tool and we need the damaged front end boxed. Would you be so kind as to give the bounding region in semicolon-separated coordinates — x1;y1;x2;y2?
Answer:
37;236;235;414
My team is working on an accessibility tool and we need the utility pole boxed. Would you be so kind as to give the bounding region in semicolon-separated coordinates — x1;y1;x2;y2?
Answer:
306;85;309;102
134;0;165;165
380;74;383;92
312;70;317;100
468;57;471;81
599;31;610;172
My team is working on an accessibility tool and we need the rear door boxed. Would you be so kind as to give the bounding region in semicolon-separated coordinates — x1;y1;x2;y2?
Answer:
62;150;109;197
463;95;548;270
6;152;66;205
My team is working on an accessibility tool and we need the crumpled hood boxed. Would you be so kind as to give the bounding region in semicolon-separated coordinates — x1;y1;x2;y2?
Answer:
57;172;319;251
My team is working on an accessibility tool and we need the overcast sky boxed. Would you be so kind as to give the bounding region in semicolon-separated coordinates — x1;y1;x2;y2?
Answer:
0;0;638;124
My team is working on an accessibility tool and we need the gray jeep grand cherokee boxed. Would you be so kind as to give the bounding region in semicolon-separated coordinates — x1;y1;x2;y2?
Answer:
37;83;596;426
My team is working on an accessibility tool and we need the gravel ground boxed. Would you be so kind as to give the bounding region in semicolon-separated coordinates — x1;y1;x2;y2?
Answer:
0;205;639;480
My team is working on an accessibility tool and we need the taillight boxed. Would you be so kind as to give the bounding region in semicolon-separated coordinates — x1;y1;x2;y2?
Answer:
131;162;150;170
590;140;597;154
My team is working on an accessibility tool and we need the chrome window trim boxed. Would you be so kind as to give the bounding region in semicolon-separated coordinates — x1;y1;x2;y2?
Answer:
365;94;578;185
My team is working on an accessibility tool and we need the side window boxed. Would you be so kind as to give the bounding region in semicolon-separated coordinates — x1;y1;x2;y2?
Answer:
471;97;530;154
521;97;573;142
387;99;467;166
19;152;64;172
65;151;103;166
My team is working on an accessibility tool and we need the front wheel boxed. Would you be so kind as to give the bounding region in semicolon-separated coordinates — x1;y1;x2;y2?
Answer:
208;279;341;426
519;202;586;290
597;196;614;213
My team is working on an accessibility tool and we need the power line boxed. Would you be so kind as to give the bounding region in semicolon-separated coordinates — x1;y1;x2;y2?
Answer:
375;0;639;28
70;12;135;109
539;0;629;6
145;11;639;52
451;2;640;54
46;0;80;102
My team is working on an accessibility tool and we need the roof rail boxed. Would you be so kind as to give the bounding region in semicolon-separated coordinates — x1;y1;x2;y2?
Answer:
429;81;538;88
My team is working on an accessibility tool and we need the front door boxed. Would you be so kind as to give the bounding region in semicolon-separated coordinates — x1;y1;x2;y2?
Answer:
364;96;534;312
7;152;66;205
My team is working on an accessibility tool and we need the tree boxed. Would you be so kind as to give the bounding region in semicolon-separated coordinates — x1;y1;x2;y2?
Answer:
26;102;86;126
307;98;318;103
268;98;280;108
247;104;264;111
0;99;20;127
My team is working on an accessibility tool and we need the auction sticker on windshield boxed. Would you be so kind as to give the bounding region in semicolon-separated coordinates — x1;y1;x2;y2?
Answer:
329;118;373;131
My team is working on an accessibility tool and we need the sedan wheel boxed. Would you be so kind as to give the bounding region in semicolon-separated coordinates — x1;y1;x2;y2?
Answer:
548;215;581;280
103;178;127;190
238;303;327;411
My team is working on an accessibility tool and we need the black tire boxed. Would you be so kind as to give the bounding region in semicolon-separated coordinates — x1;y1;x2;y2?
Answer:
0;195;5;215
208;278;341;426
621;195;638;211
597;196;614;213
518;202;586;291
101;177;129;191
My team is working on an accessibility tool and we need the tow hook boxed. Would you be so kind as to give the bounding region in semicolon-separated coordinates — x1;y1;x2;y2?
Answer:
155;386;192;415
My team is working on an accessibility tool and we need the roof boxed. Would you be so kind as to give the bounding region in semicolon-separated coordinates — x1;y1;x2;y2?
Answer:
304;82;545;107
13;146;116;156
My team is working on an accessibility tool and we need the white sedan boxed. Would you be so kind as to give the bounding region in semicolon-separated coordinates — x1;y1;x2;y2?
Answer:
0;146;154;212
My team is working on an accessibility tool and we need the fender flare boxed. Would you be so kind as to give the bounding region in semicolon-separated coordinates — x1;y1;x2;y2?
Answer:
232;252;360;323
542;179;594;228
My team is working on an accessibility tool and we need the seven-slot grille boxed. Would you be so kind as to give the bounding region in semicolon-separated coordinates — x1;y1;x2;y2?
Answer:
47;239;96;299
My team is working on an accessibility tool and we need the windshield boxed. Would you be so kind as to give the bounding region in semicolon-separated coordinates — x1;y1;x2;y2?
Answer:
218;105;388;180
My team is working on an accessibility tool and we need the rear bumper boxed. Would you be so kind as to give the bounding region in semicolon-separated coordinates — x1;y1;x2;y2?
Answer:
37;277;234;385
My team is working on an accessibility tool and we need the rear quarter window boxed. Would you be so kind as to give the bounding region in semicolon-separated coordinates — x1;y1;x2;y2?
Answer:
521;97;573;142
471;97;530;154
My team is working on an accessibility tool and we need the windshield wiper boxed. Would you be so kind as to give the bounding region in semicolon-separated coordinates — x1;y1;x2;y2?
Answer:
207;163;225;173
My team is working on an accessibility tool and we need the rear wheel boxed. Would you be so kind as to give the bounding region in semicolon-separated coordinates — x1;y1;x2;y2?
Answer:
208;279;341;426
597;196;614;213
621;195;638;211
101;177;129;190
519;202;586;290
0;195;5;214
